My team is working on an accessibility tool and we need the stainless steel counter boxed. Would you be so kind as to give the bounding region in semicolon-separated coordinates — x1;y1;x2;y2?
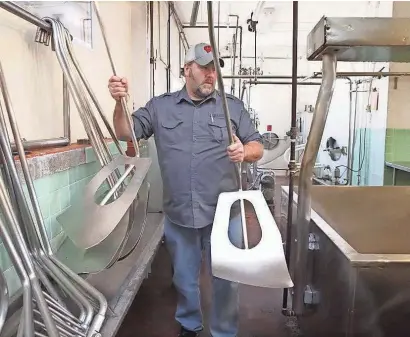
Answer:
281;185;410;337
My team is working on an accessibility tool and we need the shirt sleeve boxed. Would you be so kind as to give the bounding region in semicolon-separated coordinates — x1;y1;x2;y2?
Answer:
131;98;155;140
236;101;263;144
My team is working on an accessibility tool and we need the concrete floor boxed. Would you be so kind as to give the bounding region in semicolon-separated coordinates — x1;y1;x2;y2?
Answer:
117;175;302;337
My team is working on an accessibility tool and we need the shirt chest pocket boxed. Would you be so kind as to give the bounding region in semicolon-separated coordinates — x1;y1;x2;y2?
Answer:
160;119;184;145
208;117;234;143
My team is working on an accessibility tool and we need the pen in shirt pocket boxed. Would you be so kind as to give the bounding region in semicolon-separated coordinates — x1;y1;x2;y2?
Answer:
210;113;214;122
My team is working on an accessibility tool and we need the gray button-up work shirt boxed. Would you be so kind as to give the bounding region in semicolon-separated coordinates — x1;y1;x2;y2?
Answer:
132;86;262;229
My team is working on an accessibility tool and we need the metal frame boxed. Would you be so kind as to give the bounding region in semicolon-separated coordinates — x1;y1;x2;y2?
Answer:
291;15;410;317
0;1;71;151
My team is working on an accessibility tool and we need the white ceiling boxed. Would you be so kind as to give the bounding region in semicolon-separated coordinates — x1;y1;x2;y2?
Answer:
173;1;388;63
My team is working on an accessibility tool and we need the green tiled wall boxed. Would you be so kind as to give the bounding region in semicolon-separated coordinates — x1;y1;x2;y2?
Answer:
384;128;410;185
0;142;127;296
385;128;410;162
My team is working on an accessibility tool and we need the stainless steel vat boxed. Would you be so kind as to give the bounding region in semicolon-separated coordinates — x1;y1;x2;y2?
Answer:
281;185;410;337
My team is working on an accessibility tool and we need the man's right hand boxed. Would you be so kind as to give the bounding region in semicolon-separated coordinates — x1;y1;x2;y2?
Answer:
108;75;128;101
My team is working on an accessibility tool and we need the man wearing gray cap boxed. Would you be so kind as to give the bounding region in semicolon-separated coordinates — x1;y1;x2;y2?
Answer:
108;42;263;337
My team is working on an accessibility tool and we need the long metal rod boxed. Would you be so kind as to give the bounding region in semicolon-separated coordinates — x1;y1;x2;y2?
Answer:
0;59;60;337
0;1;51;32
4;19;100;326
1;46;106;334
229;14;239;95
64;26;124;156
169;1;189;50
190;1;200;26
293;53;337;315
282;0;298;315
167;2;171;93
92;1;139;157
346;78;354;184
207;1;248;251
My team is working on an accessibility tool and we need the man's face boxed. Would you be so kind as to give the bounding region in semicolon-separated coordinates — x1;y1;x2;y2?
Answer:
184;62;217;98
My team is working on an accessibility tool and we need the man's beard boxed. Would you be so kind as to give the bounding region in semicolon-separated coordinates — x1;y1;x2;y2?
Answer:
195;83;214;98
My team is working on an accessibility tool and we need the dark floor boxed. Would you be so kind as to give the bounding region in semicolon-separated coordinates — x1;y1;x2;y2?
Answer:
117;176;301;337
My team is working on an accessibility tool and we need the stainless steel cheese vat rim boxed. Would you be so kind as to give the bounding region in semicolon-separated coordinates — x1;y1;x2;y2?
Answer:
281;186;410;266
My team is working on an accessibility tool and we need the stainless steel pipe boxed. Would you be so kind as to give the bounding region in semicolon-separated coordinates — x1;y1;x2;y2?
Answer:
92;1;140;157
207;1;248;249
292;53;337;315
0;1;51;32
0;57;107;335
0;58;60;337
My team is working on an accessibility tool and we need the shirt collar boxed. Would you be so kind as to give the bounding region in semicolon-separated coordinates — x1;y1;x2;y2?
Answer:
176;85;219;105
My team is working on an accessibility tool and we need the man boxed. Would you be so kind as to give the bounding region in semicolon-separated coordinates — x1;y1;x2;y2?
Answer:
108;42;263;337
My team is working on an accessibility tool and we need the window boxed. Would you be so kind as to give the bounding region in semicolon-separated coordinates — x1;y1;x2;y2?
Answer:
20;1;93;48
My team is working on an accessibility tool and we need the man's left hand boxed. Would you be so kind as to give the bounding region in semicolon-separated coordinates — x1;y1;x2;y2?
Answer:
227;135;245;163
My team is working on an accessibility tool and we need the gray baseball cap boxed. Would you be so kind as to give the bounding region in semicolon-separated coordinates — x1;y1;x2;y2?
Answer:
184;42;224;68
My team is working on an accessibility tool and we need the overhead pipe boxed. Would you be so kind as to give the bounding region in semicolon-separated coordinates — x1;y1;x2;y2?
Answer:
293;53;337;315
169;1;189;50
314;71;410;78
245;80;321;86
282;1;298;316
225;74;309;79
0;1;51;32
229;14;239;95
189;1;200;26
226;71;410;80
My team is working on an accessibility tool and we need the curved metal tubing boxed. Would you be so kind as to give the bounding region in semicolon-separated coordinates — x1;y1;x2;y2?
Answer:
0;60;93;329
0;56;110;335
0;60;59;337
56;199;136;274
292;53;337;315
57;155;151;249
118;180;150;261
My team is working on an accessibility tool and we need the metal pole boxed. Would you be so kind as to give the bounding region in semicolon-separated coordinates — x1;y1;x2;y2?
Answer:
169;2;189;50
293;53;337;315
229;15;239;95
189;1;200;26
0;1;51;32
346;78;353;184
283;1;298;315
167;2;171;93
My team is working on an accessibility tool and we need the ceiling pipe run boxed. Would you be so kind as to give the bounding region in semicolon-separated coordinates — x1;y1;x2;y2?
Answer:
189;1;200;26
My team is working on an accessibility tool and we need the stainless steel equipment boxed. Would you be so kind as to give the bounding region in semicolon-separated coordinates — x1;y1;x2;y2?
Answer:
287;15;410;336
282;186;410;337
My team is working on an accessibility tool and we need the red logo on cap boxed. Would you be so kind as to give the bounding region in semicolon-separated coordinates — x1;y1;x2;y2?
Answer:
204;45;212;53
